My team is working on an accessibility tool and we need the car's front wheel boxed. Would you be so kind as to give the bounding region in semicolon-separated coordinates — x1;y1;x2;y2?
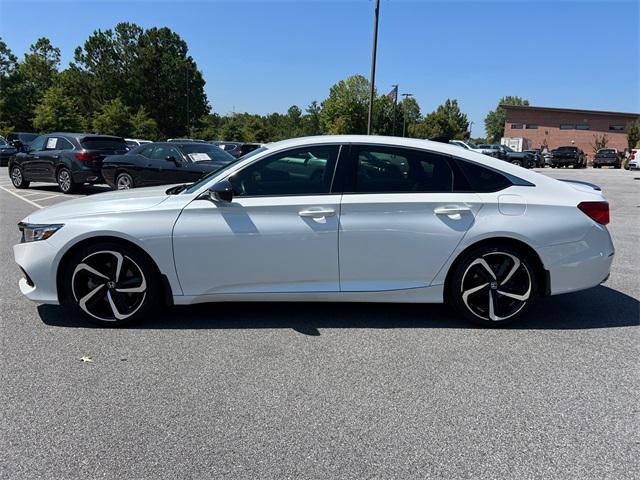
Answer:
63;242;160;326
10;165;30;188
448;246;537;326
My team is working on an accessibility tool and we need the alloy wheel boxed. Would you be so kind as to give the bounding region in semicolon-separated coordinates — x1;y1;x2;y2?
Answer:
71;250;147;322
460;251;532;322
11;167;22;186
116;174;132;190
58;169;72;192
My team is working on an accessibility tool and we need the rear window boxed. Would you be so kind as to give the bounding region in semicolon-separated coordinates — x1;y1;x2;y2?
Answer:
180;144;236;162
457;160;512;192
556;147;577;152
80;137;128;151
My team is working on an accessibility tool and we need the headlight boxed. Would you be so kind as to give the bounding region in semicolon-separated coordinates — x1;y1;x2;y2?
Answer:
18;223;64;243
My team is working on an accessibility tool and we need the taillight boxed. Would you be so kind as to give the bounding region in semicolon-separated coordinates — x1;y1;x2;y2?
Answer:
75;152;100;162
630;153;636;160
578;201;609;225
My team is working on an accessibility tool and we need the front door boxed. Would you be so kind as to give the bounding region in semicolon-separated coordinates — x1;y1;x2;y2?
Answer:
338;144;482;291
173;144;343;296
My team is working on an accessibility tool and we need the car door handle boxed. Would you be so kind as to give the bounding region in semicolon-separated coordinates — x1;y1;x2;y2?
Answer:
434;206;472;215
299;208;336;218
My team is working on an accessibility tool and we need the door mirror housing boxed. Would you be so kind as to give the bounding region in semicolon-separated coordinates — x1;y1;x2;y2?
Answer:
206;179;234;202
166;155;180;165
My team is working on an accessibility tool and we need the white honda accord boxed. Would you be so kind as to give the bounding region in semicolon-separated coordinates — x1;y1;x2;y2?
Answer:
13;135;614;326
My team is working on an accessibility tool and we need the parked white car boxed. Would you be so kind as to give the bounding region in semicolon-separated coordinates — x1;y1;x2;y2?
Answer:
14;135;614;327
626;149;639;170
449;140;495;156
125;138;152;149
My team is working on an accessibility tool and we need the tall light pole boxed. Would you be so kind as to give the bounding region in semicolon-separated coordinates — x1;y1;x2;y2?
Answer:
367;0;381;135
401;93;413;137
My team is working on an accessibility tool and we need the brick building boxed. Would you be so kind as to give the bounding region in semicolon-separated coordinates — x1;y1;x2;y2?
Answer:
502;105;639;161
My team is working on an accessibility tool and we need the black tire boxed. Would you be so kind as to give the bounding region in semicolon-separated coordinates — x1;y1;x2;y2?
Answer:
57;167;77;194
115;172;134;190
511;159;522;167
62;242;160;327
447;245;538;327
10;165;30;188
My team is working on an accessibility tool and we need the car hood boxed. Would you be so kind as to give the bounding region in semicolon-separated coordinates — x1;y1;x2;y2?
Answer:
23;185;172;223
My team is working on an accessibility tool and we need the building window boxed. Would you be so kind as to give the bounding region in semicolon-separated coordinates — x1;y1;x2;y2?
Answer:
511;123;523;129
525;124;538;129
559;124;574;130
609;124;625;131
576;124;590;130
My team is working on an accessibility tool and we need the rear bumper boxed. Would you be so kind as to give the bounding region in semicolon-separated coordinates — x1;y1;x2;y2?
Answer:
538;224;614;295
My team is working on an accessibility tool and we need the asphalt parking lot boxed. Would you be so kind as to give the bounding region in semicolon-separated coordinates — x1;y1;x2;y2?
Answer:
1;167;638;480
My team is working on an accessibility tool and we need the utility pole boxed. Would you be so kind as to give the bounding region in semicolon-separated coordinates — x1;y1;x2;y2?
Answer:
391;84;398;136
367;0;381;135
186;68;190;136
401;93;413;137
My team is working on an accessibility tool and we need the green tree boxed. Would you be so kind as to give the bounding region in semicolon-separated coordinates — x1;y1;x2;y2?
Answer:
591;133;609;154
411;99;469;140
484;96;529;143
92;98;131;136
132;27;209;137
130;106;159;140
0;38;18;133
627;121;640;150
302;101;322;136
321;74;370;134
33;86;85;132
2;38;61;131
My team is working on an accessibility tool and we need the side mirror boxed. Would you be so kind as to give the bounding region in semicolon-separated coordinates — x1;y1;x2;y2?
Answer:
207;179;234;202
166;155;180;165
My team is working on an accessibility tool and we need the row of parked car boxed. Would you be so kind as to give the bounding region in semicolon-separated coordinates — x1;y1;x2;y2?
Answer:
3;131;638;194
448;139;635;170
3;131;264;193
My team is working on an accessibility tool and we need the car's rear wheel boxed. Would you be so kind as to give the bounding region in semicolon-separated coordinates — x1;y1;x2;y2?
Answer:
116;172;134;190
10;165;30;188
448;246;537;326
57;167;77;194
511;159;522;167
63;242;159;326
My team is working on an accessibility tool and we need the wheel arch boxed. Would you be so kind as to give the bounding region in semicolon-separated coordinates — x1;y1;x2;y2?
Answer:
443;236;549;303
56;235;173;306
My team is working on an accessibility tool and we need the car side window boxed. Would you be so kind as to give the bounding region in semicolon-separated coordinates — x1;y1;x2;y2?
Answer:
29;136;47;152
55;138;74;150
139;146;155;157
149;145;181;161
229;145;340;196
456;160;512;192
350;146;455;193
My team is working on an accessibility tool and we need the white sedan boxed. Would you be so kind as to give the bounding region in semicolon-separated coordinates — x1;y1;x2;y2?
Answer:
13;135;614;326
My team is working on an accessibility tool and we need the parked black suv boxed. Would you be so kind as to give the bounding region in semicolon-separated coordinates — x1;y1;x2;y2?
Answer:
550;146;585;168
593;149;621;169
8;133;128;193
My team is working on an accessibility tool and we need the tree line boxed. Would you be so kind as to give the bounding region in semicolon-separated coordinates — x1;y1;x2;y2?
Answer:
1;23;542;144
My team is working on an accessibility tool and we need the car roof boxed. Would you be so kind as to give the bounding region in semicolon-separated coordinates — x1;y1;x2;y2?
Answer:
48;132;125;140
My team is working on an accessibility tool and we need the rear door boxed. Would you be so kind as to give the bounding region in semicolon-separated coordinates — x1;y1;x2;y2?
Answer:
41;136;74;179
338;144;482;291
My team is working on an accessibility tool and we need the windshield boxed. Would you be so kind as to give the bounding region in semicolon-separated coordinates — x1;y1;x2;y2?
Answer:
502;145;515;152
181;144;236;162
466;142;478;148
557;147;577;152
184;146;268;194
0;137;7;146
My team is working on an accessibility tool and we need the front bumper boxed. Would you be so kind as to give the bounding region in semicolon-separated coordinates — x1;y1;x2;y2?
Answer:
14;240;61;304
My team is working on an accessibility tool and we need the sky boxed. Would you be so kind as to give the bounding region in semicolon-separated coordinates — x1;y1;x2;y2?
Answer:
1;0;638;137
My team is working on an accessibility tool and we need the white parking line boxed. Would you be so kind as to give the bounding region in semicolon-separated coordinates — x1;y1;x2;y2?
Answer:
0;185;43;208
34;194;63;202
21;191;60;197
